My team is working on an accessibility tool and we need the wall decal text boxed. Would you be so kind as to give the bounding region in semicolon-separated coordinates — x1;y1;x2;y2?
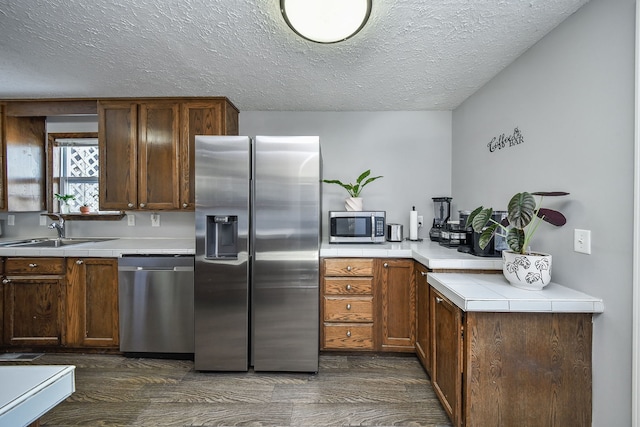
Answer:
488;127;524;153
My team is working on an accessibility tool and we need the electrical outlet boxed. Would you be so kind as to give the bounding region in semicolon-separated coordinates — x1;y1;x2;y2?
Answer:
151;213;160;227
40;215;47;226
417;215;424;227
574;229;591;254
127;214;135;226
7;215;15;226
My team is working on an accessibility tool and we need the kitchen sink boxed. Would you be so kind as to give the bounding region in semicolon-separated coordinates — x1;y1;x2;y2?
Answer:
0;238;114;248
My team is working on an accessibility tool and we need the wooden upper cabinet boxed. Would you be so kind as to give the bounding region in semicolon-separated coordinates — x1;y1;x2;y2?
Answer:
138;102;180;210
99;98;238;211
1;112;46;212
98;101;137;210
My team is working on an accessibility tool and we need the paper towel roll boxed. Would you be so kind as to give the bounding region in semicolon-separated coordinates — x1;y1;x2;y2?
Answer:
409;208;418;240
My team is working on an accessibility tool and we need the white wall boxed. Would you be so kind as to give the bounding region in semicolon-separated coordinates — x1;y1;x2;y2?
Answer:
452;0;635;424
240;111;452;240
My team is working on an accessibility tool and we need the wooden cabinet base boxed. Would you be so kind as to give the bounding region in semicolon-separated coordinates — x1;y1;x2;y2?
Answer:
463;312;592;427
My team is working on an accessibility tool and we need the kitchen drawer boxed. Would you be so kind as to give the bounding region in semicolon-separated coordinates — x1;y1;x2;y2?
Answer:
324;258;373;276
4;257;66;275
324;323;374;350
324;277;373;295
324;296;373;322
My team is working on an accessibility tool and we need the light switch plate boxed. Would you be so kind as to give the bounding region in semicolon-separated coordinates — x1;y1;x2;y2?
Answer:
40;216;47;226
574;229;591;254
7;215;14;226
127;214;135;226
151;213;160;227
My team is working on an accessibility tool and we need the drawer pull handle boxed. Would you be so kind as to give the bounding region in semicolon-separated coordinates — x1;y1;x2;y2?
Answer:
346;330;351;338
29;263;38;268
436;297;444;304
346;284;352;291
346;265;352;271
346;303;352;310
383;262;388;268
76;260;84;265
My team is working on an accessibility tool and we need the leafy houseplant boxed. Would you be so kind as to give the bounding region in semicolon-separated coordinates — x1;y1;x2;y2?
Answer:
323;169;383;198
54;193;75;214
466;191;569;255
323;169;383;211
466;191;569;290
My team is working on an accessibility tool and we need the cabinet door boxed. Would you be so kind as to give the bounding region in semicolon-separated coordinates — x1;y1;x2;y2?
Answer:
180;101;224;210
98;101;138;210
3;115;46;212
66;258;119;348
431;288;463;426
414;262;430;373
3;276;64;346
378;259;415;351
138;102;180;210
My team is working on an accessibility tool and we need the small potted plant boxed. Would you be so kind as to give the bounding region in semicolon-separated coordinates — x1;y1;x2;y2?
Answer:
80;203;91;214
466;191;569;290
323;169;383;211
54;193;75;214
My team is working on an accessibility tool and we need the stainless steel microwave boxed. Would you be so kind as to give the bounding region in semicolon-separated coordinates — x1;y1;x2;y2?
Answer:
329;211;386;243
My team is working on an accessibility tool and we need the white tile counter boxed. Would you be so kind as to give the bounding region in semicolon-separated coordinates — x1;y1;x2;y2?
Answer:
0;238;195;258
321;240;504;270
428;272;604;313
0;365;75;426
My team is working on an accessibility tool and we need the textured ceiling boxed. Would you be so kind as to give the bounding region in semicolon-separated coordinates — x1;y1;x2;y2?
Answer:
0;0;589;111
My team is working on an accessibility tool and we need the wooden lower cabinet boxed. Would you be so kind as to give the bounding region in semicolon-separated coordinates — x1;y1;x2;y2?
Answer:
377;259;415;351
321;258;375;350
430;288;593;427
414;262;430;374
65;258;119;348
1;256;119;351
2;258;66;347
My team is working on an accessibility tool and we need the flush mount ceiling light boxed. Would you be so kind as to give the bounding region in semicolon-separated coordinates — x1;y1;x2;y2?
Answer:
280;0;372;44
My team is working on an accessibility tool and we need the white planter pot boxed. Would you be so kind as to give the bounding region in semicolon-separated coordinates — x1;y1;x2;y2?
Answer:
502;250;552;291
345;197;363;211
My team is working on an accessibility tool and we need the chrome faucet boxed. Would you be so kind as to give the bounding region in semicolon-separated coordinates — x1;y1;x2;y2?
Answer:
48;214;65;239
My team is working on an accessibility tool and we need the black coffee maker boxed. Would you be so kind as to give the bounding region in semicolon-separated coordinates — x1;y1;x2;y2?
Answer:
457;210;508;257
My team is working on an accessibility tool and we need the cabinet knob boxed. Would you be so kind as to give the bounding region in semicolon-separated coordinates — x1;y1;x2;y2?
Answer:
346;330;351;338
128;203;134;208
383;262;388;268
29;263;38;268
346;303;352;310
139;203;146;208
2;278;10;284
183;203;188;208
346;284;352;291
76;260;84;265
436;297;444;304
346;266;352;271
421;271;428;277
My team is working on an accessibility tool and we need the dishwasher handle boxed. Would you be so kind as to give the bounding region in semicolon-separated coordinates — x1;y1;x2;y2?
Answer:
118;266;194;272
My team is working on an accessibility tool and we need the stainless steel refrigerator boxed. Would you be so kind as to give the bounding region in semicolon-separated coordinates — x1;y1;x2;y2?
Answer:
194;135;321;372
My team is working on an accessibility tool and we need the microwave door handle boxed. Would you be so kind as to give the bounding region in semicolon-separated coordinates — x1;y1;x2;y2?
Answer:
371;214;375;241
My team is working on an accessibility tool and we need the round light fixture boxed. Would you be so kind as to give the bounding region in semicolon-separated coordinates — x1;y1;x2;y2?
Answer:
280;0;372;44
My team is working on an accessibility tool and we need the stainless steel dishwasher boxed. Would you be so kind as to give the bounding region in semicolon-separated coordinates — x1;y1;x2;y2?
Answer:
118;255;194;354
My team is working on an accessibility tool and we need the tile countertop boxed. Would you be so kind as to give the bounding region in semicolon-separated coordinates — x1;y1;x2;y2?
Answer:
428;272;604;313
0;238;195;257
321;239;504;270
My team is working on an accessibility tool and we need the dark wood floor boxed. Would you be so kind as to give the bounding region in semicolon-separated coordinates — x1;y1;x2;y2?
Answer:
18;352;452;426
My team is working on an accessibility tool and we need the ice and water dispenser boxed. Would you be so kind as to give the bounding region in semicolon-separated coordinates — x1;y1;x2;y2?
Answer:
206;215;238;259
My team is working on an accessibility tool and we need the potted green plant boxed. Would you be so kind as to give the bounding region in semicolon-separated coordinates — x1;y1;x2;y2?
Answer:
323;169;383;211
466;191;569;290
54;193;75;214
